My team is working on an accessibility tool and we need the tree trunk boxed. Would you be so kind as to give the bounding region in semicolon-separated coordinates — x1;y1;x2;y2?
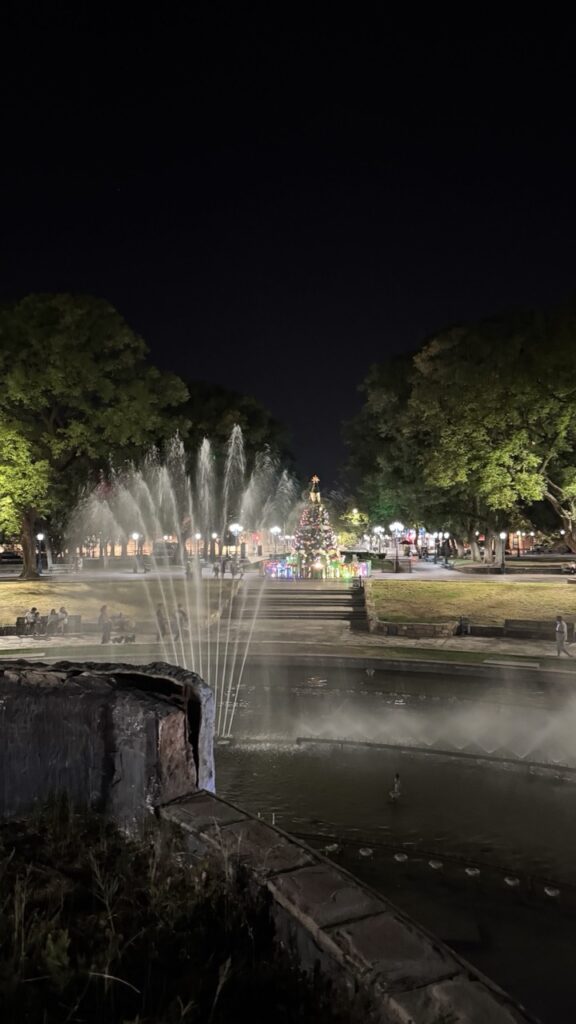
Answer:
454;537;465;557
484;531;494;564
19;510;40;579
543;486;576;551
470;539;481;562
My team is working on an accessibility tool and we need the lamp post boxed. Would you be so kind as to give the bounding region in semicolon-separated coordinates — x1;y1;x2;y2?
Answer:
270;525;281;554
36;532;44;574
194;532;202;557
516;529;522;558
229;523;243;560
131;532;140;573
443;531;450;566
499;530;507;573
389;521;404;573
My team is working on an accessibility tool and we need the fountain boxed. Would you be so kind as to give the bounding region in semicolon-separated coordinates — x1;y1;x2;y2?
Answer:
72;427;297;735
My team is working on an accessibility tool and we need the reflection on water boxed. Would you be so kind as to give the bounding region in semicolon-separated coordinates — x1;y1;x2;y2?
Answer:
216;743;576;883
216;663;576;1023
228;664;576;766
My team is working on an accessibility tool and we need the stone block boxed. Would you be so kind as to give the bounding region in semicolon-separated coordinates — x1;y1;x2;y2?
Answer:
0;660;214;822
387;976;529;1024
328;911;458;991
268;863;385;929
203;818;314;876
161;790;248;832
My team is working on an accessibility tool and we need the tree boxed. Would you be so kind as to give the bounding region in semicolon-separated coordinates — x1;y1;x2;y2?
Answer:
0;422;51;571
183;381;292;466
348;304;576;557
408;307;576;548
294;491;337;576
0;294;188;576
346;356;475;543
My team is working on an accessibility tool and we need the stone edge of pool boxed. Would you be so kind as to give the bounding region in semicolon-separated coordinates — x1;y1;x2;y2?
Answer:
160;789;536;1024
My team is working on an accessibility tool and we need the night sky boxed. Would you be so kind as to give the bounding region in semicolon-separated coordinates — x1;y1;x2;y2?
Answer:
2;17;575;483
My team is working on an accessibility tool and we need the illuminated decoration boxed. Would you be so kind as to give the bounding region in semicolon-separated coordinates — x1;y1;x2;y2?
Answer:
294;475;338;578
264;557;296;579
309;474;321;504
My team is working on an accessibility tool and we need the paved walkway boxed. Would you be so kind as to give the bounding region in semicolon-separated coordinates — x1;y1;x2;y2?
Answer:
372;560;569;583
1;621;574;673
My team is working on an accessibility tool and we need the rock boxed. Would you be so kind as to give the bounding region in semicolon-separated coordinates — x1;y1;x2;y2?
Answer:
0;659;214;823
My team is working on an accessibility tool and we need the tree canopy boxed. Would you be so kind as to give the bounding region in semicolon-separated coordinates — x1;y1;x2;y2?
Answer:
347;304;576;552
183;380;292;465
0;293;188;574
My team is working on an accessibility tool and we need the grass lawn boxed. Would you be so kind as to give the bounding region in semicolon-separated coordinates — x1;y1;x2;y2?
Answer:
0;578;234;625
369;580;576;624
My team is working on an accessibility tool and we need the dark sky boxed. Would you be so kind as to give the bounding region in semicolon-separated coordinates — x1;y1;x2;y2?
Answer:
1;15;575;483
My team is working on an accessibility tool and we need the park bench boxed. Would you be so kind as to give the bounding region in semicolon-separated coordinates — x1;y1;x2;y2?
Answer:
15;614;82;637
503;618;574;641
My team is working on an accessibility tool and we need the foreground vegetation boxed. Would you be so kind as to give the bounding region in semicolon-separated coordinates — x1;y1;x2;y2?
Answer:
370;580;576;624
0;800;357;1023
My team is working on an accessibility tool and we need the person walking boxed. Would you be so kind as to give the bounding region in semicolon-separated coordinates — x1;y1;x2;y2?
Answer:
555;615;574;657
155;604;169;641
98;605;112;644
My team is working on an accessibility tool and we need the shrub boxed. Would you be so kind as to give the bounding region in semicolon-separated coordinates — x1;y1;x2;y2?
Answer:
0;798;358;1023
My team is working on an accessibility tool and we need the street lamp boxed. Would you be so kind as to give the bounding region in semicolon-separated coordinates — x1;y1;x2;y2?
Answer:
194;532;202;557
229;523;243;558
389;521;404;573
36;532;44;574
270;525;281;554
131;532;141;572
499;530;507;573
443;531;450;566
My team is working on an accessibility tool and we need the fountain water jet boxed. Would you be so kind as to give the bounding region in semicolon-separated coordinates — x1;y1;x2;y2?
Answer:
71;428;297;735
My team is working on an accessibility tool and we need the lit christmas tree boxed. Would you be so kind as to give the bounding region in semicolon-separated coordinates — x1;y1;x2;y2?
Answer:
294;475;338;576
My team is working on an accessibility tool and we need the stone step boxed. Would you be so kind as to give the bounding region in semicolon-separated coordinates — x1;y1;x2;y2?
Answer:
233;610;368;621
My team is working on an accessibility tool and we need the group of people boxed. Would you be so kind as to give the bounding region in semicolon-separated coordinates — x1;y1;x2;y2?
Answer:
98;605;136;644
23;606;69;636
212;558;243;579
155;603;189;641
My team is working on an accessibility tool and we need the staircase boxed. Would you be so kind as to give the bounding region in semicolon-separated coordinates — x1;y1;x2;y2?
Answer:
232;579;369;630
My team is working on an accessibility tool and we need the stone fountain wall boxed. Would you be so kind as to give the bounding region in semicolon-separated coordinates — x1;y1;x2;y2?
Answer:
0;660;214;822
